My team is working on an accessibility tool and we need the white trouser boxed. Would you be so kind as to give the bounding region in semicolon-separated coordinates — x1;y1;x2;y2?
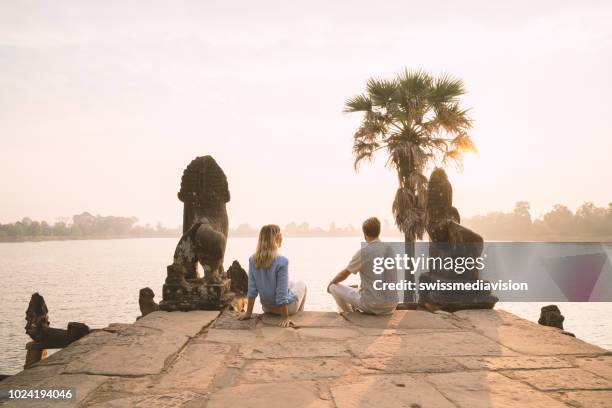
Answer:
329;283;395;315
262;281;307;315
328;283;366;313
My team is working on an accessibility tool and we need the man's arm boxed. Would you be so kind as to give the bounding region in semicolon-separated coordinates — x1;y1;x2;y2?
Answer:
327;269;351;293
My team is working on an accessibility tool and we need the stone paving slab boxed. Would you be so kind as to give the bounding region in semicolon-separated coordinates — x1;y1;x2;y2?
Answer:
62;311;219;376
295;327;361;341
455;356;574;371
261;311;352;327
133;310;220;335
343;310;459;330
211;311;257;330
239;340;350;359
506;367;612;391
80;376;156;406
555;390;612;408
455;309;607;356
426;371;568;408
330;374;456;408
206;381;332;408
353;356;463;374
240;358;355;383
86;390;204;408
155;342;231;391
347;330;518;358
573;356;612;382
0;366;64;390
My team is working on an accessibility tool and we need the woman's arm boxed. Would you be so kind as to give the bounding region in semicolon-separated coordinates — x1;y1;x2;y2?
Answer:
278;303;292;328
238;296;256;320
275;259;293;328
238;259;258;320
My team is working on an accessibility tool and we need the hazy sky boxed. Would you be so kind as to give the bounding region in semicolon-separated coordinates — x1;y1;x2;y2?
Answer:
1;0;611;229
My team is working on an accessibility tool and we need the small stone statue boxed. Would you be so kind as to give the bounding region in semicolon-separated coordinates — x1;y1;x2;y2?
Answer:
138;287;159;318
24;293;89;368
159;156;247;311
418;168;498;311
538;305;575;337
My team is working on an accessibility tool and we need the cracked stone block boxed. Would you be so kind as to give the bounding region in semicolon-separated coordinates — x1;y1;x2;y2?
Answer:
241;358;354;382
343;310;459;330
506;368;612;391
348;331;517;358
454;310;607;356
261;312;351;328
239;341;350;359
156;342;231;391
296;327;360;341
573;356;612;382
456;356;574;371
427;371;568;408
207;381;332;408
61;311;220;377
62;334;189;376
331;374;455;408
556;390;612;408
353;356;463;374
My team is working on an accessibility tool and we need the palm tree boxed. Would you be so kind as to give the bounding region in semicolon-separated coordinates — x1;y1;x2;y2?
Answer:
344;69;476;303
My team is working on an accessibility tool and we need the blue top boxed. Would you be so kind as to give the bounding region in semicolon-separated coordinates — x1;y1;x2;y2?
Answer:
247;255;297;308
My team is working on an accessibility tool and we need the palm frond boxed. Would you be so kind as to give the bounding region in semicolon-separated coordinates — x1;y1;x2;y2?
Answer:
366;77;398;108
344;94;372;112
451;133;477;153
430;74;466;104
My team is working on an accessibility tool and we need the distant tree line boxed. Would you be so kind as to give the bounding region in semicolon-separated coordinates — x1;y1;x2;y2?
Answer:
463;201;612;241
2;202;611;242
231;202;612;241
0;212;179;241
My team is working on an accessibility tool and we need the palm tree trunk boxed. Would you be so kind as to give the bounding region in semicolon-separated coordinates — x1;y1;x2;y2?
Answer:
403;232;417;305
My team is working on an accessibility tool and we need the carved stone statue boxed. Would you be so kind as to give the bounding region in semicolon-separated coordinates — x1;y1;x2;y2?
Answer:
538;305;575;337
24;293;89;368
538;304;564;329
138;287;159;318
418;168;498;311
159;156;248;311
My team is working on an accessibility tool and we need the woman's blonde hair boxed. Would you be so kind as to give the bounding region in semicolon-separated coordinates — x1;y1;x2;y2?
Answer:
253;224;282;269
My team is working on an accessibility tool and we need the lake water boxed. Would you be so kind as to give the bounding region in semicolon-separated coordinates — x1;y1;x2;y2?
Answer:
1;237;610;375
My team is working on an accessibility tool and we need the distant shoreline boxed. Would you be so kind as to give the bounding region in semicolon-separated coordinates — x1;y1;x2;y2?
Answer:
2;234;611;243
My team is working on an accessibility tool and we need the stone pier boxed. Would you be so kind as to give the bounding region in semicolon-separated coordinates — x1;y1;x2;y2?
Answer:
1;309;611;407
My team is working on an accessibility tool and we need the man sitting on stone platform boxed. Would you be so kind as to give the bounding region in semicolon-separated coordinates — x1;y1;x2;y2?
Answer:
327;217;398;315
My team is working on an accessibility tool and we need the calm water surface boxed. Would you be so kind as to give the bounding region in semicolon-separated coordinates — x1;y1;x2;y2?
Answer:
1;237;610;375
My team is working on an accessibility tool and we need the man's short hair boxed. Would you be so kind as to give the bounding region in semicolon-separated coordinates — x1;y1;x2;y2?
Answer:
362;217;381;238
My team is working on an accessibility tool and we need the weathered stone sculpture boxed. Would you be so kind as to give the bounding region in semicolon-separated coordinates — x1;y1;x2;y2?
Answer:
538;304;564;329
138;287;159;318
24;293;89;368
538;304;575;337
159;156;248;311
418;168;498;311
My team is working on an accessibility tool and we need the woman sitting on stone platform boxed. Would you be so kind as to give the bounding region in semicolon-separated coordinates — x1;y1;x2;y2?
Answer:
237;224;307;327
